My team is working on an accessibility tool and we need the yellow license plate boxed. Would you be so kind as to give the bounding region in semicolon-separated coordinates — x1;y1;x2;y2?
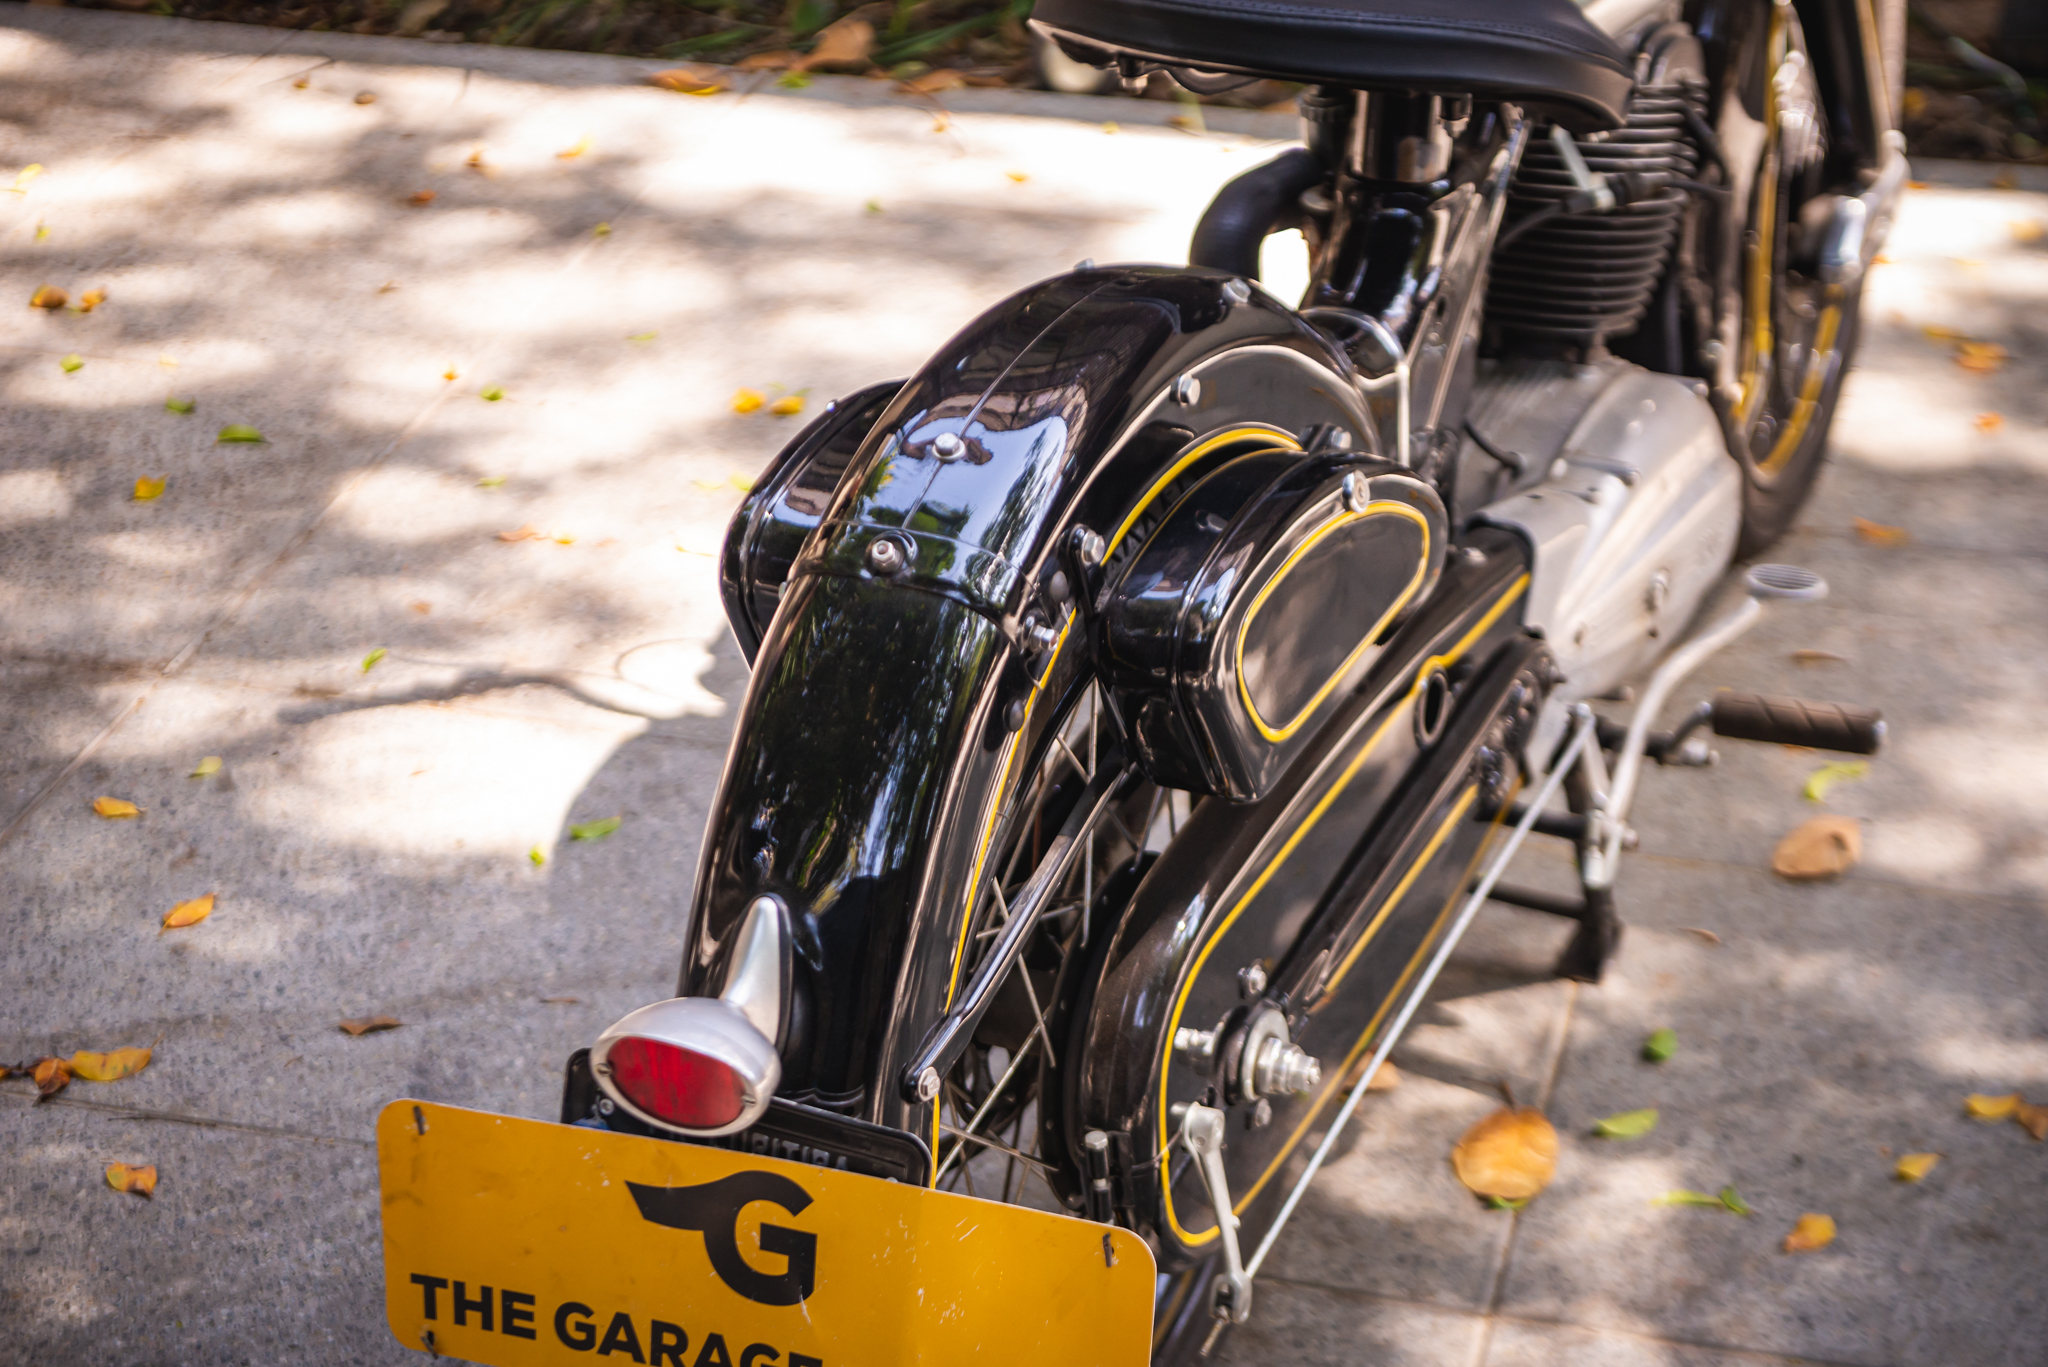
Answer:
378;1101;1156;1366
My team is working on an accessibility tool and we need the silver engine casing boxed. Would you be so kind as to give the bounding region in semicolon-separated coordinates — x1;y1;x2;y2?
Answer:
1470;358;1741;706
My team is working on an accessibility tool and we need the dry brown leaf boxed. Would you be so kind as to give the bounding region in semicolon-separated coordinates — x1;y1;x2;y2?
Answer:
648;66;728;95
1965;1092;2020;1121
1975;412;2004;434
410;600;432;614
2017;1101;2048;1141
1366;1060;1401;1091
106;1162;158;1197
338;1016;403;1036
1894;1152;1940;1181
899;68;968;95
1451;1105;1558;1201
406;190;436;206
32;1057;72;1098
1955;341;2008;374
29;284;66;310
1852;516;1909;546
497;524;545;542
162;893;214;930
1682;927;1722;945
1783;1212;1836;1252
1771;815;1861;880
77;287;107;313
71;1045;152;1082
92;796;141;819
353;90;377;106
799;16;873;69
1791;649;1845;665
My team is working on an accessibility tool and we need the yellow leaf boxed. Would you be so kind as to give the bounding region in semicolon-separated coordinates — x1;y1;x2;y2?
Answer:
1103;122;1119;134
557;136;593;160
1771;815;1861;880
1966;1092;2020;1121
1451;1106;1558;1201
442;367;458;382
477;476;505;488
338;1016;404;1036
70;1045;153;1082
647;66;727;95
593;221;612;237
1365;1060;1401;1091
33;1056;72;1097
162;892;215;930
189;756;222;778
78;287;106;313
552;532;576;545
1006;170;1030;183
770;395;805;417
1975;412;2004;434
11;163;43;193
35;221;49;241
529;845;546;867
732;387;766;414
361;647;388;673
730;473;754;491
1894;1152;1940;1181
92;797;141;819
1852;516;1909;546
628;331;658;343
1782;1212;1836;1252
1955;341;2007;374
105;1162;158;1197
1802;760;1868;804
479;385;505;402
2012;220;2045;244
29;284;66;310
60;353;83;374
133;476;166;501
2017;1101;2048;1141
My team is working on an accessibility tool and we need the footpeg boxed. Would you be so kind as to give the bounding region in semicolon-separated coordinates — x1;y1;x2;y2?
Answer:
1182;1105;1252;1324
1710;691;1884;755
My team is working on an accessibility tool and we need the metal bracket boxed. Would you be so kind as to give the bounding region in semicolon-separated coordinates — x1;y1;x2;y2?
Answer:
1182;1105;1252;1324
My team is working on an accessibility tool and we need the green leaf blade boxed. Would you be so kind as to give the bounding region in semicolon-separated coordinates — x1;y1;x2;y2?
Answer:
217;424;265;443
1643;1027;1678;1062
569;815;622;841
1594;1107;1660;1139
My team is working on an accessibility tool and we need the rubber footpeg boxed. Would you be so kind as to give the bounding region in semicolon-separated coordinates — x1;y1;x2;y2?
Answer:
1710;691;1884;755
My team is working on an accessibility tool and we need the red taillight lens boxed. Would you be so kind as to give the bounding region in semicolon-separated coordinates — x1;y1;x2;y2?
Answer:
605;1035;749;1130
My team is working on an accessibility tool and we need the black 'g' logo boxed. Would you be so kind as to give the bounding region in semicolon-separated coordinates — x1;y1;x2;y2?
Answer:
627;1172;817;1306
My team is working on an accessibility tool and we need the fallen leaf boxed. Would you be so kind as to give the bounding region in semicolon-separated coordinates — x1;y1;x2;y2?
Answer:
732;387;766;414
801;16;874;69
1895;1152;1940;1181
1783;1212;1836;1252
1802;760;1869;804
593;221;612;237
1718;1185;1753;1216
60;353;83;373
1975;412;2004;434
898;67;967;96
1451;1106;1558;1201
1791;649;1845;665
406;189;436;206
465;148;489;173
557;136;592;160
11;163;43;193
628;331;658;343
30;284;66;310
569;816;622;842
217;425;265;443
479;386;505;402
105;1162;157;1197
133;476;166;501
1955;341;2008;374
865;197;883;214
529;845;546;867
1365;1060;1401;1092
1966;1092;2020;1121
189;756;221;778
33;1057;72;1098
2017;1101;2048;1141
165;396;195;414
648;66;727;95
1852;516;1909;547
1483;1195;1529;1210
353;90;377;105
1991;169;2018;190
409;601;431;615
71;1045;152;1082
769;395;805;417
1643;1028;1678;1062
1772;815;1861;880
162;893;215;930
1103;121;1119;134
338;1017;403;1036
497;524;544;542
551;532;575;545
1006;170;1030;183
729;473;754;491
35;222;49;241
1682;927;1722;945
378;282;400;294
541;995;580;1004
777;71;815;89
442;366;458;382
477;476;505;488
77;288;107;313
92;797;141;819
2012;220;2045;244
1653;1189;1722;1208
1594;1108;1659;1138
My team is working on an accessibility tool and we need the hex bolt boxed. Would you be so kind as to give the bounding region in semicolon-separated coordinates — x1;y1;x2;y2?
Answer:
866;537;907;576
1071;525;1106;567
916;1066;942;1102
932;432;966;460
1342;471;1372;513
1221;278;1252;305
1238;962;1268;999
1172;374;1202;406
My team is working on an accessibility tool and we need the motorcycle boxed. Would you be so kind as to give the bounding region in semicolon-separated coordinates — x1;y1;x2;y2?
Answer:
378;0;1904;1362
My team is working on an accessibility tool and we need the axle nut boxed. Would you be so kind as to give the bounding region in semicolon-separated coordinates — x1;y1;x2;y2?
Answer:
866;537;908;576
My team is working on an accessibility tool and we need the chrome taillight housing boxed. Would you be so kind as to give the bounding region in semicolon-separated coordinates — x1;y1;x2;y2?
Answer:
591;896;787;1137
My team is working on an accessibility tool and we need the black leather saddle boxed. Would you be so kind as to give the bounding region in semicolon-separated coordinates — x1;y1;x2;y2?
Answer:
1032;0;1634;130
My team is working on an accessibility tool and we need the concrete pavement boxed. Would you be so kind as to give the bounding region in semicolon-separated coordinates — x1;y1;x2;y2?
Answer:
2;8;2044;1365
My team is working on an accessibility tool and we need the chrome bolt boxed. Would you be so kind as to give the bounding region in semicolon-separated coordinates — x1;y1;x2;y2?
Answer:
1172;374;1202;407
1072;526;1105;568
1221;278;1252;305
1248;1097;1273;1129
1342;471;1371;513
866;537;907;576
597;1097;615;1115
932;432;966;461
916;1066;942;1102
1238;962;1267;999
1174;1026;1219;1065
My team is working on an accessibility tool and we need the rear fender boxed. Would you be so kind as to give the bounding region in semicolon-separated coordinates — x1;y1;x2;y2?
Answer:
684;267;1372;1140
